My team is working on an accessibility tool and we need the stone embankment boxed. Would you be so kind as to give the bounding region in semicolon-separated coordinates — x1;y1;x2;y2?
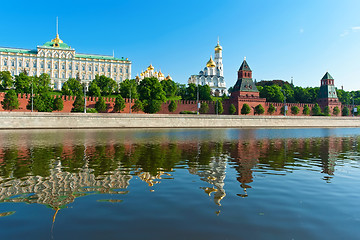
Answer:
0;112;360;129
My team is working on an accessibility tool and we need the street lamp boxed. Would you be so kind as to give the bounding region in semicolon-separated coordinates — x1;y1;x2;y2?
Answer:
129;84;132;114
197;79;199;115
84;83;86;113
281;89;287;116
31;78;33;112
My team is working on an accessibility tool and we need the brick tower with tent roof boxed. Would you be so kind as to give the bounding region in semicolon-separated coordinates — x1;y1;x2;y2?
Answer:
317;72;342;114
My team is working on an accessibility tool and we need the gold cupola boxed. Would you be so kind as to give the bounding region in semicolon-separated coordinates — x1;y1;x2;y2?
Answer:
206;56;216;68
215;38;222;52
51;34;63;47
165;75;172;80
147;64;154;71
158;69;164;78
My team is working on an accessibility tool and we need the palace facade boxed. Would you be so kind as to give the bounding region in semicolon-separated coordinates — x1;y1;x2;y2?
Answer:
0;33;131;90
188;40;228;96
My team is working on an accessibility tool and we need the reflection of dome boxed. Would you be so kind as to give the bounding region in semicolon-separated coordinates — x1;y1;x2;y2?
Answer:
147;64;154;70
206;56;216;68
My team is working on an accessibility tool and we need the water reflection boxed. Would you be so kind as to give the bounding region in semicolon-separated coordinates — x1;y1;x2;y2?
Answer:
0;129;360;217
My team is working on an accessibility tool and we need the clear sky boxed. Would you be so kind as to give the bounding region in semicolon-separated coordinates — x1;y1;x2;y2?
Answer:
1;0;360;90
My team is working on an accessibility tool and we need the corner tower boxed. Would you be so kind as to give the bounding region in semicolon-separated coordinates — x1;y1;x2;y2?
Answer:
232;58;258;95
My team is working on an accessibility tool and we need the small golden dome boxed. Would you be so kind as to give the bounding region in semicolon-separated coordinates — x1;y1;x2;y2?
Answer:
206;56;216;68
165;75;172;80
158;70;164;78
147;64;154;70
215;43;222;52
51;34;63;45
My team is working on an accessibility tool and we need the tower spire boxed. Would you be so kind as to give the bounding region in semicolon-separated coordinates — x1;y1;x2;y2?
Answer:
217;36;219;45
56;16;59;36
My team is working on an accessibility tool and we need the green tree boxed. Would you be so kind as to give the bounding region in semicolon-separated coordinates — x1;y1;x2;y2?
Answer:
268;103;276;114
199;102;209;114
1;89;19;110
95;97;107;113
132;100;143;112
333;106;340;116
259;85;284;102
93;75;117;96
323;106;330;116
119;79;138;99
138;77;166;113
36;73;52;94
215;100;224;114
113;95;125;112
199;85;212;101
168;100;177;112
14;72;31;93
241;104;251;115
0;71;13;89
311;103;322;116
72;96;85;112
303;104;310;115
291;106;300;115
61;78;83;96
342;106;350;116
254;104;265;115
88;81;101;97
27;93;54;112
161;80;177;98
53;97;64;111
229;104;236;115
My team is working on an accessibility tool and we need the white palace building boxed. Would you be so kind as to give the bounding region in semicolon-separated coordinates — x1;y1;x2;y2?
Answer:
188;40;228;96
0;31;131;90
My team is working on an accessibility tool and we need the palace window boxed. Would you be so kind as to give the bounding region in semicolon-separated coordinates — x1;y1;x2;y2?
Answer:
102;67;104;72
26;62;29;67
41;63;44;68
3;60;6;66
114;68;116;72
126;69;128;73
82;66;85;71
120;68;122;73
108;67;110;72
95;66;98;71
11;61;15;67
62;73;65;79
55;73;58;78
76;65;79;70
69;65;72;70
55;65;58;70
33;62;37;68
62;64;65;70
48;63;51;69
89;66;92;71
19;61;22;67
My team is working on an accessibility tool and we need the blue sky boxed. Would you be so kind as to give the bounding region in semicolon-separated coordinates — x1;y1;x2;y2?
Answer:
1;0;360;90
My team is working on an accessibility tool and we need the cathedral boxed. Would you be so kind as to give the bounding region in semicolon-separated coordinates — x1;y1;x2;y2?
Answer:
136;64;172;82
188;40;228;96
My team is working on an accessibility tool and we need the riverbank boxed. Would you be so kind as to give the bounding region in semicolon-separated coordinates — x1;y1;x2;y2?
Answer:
0;112;360;129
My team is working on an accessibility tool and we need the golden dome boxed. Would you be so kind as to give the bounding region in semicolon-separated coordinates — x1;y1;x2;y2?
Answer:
215;43;222;52
51;34;63;45
147;64;154;70
158;70;164;78
165;75;172;80
206;56;216;68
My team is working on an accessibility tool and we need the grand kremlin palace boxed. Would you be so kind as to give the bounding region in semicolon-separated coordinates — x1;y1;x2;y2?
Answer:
0;33;131;90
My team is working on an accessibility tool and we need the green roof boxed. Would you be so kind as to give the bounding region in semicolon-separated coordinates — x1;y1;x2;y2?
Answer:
42;41;71;49
321;72;334;80
239;60;251;71
75;54;130;62
0;47;37;55
319;85;338;99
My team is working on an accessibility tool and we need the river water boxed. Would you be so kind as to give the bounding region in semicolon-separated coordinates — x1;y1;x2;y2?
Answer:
0;128;359;239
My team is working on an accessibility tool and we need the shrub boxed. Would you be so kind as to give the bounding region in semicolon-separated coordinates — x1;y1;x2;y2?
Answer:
215;100;224;114
113;95;125;112
280;106;288;115
53;97;64;111
1;89;19;111
131;100;143;112
254;104;265;115
72;96;84;112
168;100;177;112
199;102;209;114
229;104;236;115
241;104;251;115
268;103;276;115
303;104;310;115
333;106;340;116
311;103;322;116
95;97;107;113
342;106;350;116
291;106;300;115
323;106;330;116
86;108;98;113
